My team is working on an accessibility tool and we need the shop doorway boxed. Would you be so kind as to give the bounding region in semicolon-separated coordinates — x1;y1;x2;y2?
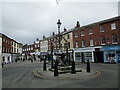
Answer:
94;51;104;63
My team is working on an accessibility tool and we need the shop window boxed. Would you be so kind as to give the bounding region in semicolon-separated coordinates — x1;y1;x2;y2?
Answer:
90;39;94;46
82;40;85;47
106;51;116;63
89;29;93;35
100;37;106;45
75;52;81;62
84;52;92;62
111;23;116;30
3;56;5;61
81;31;84;36
100;25;104;32
112;35;118;44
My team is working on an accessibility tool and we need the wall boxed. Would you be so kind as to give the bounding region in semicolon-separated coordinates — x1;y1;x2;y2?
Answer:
73;19;119;48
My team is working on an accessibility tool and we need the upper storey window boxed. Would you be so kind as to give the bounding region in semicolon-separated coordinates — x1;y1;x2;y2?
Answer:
75;32;78;38
111;23;116;30
100;25;104;32
81;31;84;36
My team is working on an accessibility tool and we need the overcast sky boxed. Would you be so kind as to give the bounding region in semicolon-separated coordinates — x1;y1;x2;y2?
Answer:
1;0;119;45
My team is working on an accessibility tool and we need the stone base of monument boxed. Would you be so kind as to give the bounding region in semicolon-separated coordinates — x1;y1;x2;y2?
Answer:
49;66;82;74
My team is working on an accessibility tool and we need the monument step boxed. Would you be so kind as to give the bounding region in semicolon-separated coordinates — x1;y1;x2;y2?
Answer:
58;66;72;70
49;68;82;74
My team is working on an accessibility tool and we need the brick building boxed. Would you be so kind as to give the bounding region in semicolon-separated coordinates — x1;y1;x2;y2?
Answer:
11;39;20;62
48;33;60;54
72;16;120;63
1;33;12;63
22;44;34;60
34;38;40;60
1;33;22;63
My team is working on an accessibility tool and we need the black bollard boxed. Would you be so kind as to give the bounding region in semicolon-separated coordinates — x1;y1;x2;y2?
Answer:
54;60;58;76
31;59;33;63
51;57;54;69
15;59;17;63
71;60;76;74
86;60;91;72
2;62;4;68
43;59;47;71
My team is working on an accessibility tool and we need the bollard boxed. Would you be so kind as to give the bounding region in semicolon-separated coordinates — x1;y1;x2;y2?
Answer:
86;60;91;72
71;60;76;74
2;63;4;68
54;60;58;76
15;59;17;63
51;59;54;69
43;59;47;71
31;59;33;63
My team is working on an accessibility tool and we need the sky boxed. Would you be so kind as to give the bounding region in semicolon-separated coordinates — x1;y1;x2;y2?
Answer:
0;0;119;45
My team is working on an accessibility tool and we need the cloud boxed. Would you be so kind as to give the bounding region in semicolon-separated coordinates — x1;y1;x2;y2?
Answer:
2;1;118;44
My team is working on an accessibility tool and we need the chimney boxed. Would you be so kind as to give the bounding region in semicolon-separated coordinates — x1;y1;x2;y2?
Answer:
43;35;46;39
75;21;80;28
53;32;55;36
36;38;39;41
64;27;67;32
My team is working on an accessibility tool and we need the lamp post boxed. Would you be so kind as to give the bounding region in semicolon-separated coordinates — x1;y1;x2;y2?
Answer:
57;19;62;53
51;44;54;69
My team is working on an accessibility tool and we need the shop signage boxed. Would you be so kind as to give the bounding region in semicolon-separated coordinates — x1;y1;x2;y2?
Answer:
102;45;120;51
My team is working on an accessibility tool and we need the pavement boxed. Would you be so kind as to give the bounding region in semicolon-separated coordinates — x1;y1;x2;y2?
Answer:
33;68;101;80
32;61;102;80
2;60;119;88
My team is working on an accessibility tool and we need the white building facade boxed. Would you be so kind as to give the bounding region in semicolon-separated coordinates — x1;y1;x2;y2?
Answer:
40;39;48;53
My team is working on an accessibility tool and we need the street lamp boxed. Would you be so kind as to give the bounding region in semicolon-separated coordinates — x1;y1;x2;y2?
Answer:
57;19;62;53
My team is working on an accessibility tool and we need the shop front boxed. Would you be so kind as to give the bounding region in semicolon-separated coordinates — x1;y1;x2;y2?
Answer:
102;45;120;64
74;46;103;62
2;53;12;64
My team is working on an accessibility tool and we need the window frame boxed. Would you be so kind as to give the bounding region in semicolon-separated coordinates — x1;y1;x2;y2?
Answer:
75;32;78;38
81;40;85;47
112;34;118;44
75;41;79;48
90;39;94;46
89;28;93;35
100;25;104;32
111;23;116;30
100;37;106;45
81;31;85;36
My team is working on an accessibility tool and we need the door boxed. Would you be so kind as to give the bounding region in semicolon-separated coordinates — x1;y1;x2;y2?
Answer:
94;51;104;63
